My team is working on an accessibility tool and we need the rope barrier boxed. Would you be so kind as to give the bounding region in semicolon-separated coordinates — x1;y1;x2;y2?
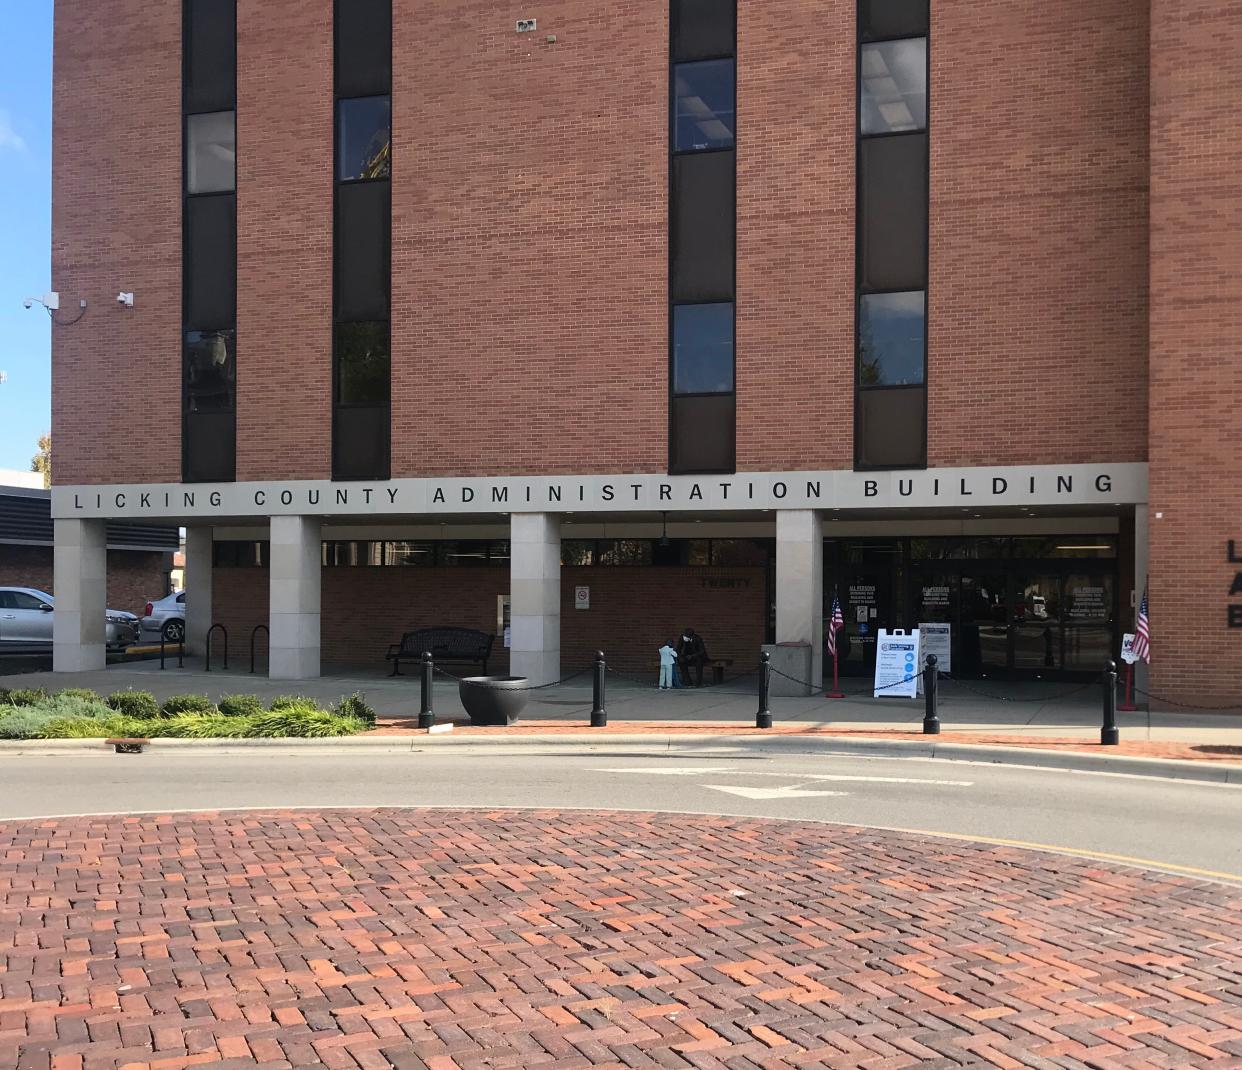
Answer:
945;677;1097;704
1130;686;1242;713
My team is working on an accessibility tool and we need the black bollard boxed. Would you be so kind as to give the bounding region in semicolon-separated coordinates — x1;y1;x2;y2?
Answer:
756;651;772;729
922;653;940;735
590;651;607;728
418;651;435;730
1101;658;1119;745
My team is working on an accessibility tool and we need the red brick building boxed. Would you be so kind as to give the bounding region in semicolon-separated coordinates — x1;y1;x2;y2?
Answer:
46;0;1239;706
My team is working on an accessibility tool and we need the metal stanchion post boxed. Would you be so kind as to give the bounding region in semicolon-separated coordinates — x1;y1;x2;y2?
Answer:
159;636;166;670
922;653;940;735
178;638;184;668
756;651;772;730
1101;658;1119;745
590;651;607;728
418;651;435;730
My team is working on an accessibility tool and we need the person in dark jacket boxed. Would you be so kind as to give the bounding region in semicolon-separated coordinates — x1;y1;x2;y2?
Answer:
676;627;708;688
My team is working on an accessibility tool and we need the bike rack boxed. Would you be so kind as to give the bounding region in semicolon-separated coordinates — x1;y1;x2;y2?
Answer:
250;624;269;674
205;623;229;672
159;635;185;670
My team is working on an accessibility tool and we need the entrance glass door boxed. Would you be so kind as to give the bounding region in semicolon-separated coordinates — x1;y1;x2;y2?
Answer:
959;572;1008;677
1012;573;1062;672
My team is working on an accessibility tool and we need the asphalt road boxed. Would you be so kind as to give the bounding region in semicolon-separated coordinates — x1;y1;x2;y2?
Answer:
0;748;1238;883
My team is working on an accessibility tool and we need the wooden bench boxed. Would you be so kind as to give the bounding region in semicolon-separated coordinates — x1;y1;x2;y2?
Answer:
386;627;496;677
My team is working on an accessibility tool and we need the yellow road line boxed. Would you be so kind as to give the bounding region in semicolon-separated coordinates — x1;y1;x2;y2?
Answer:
880;824;1242;884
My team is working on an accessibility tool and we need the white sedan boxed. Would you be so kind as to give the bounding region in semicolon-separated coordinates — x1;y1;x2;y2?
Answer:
0;587;141;653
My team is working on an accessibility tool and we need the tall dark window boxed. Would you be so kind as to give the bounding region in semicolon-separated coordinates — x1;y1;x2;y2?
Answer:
182;0;237;483
855;0;929;470
669;0;736;475
333;0;392;480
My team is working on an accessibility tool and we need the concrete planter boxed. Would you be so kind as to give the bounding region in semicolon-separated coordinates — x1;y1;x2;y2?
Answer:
459;676;530;726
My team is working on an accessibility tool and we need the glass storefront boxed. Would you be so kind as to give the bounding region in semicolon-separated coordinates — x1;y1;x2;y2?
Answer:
826;536;1119;680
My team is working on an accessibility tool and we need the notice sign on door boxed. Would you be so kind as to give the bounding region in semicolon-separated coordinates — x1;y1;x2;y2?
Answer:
916;623;950;693
575;586;590;610
874;629;920;699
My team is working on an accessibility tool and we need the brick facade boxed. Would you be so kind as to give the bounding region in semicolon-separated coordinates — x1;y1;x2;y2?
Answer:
1148;0;1242;707
53;0;1152;483
0;547;169;617
213;565;765;676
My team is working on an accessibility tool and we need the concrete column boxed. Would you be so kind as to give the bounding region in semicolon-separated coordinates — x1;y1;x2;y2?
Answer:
52;518;108;672
269;515;321;680
775;510;824;695
184;527;213;656
510;513;560;686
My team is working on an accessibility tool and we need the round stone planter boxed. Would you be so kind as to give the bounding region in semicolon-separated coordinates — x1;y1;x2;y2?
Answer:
458;676;530;726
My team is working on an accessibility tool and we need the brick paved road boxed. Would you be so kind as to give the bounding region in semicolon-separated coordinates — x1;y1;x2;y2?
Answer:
1;810;1240;1069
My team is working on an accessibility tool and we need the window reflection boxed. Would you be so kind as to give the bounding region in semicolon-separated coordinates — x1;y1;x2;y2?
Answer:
337;96;391;181
335;322;390;405
860;38;927;135
674;59;735;151
184;330;235;411
673;303;734;394
859;291;925;386
186;110;236;194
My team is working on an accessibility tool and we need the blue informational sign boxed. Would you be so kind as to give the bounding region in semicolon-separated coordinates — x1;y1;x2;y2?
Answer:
873;629;921;699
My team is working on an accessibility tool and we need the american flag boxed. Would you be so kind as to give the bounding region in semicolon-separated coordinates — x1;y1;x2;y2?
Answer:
827;595;845;658
1132;588;1151;664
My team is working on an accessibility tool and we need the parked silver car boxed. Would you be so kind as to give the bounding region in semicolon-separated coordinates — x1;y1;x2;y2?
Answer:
141;590;186;642
0;587;140;653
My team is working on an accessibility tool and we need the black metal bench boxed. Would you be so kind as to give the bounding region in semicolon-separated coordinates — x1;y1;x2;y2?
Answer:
386;627;495;677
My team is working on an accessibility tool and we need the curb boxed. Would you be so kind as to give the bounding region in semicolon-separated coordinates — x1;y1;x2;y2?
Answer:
0;733;1238;784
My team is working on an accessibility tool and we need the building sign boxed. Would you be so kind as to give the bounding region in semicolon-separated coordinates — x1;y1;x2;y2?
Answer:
575;586;590;610
51;462;1149;521
874;629;920;700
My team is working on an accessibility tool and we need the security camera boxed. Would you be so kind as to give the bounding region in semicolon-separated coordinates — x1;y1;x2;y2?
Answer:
23;299;33;309
116;292;134;308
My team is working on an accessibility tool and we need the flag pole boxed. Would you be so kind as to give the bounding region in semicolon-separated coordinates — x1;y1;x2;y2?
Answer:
827;647;845;699
1117;661;1137;712
826;590;845;700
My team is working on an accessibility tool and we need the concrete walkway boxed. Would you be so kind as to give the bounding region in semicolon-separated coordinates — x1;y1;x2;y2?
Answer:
3;656;1241;744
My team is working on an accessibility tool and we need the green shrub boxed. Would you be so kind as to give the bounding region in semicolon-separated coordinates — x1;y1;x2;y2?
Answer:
42;694;114;720
269;694;314;711
39;715;142;740
159;694;216;717
0;707;57;740
246;709;367;738
8;688;48;707
0;688;12;704
107;689;160;719
217;693;265;718
333;692;377;727
56;687;104;704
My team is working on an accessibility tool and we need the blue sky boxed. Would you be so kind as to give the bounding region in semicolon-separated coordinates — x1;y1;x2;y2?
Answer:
0;3;52;472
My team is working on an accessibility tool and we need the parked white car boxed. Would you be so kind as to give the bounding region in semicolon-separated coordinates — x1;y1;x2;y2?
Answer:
0;587;140;653
141;590;186;643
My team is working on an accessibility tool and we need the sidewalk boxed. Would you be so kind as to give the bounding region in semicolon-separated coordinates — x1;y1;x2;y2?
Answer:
3;657;1241;767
